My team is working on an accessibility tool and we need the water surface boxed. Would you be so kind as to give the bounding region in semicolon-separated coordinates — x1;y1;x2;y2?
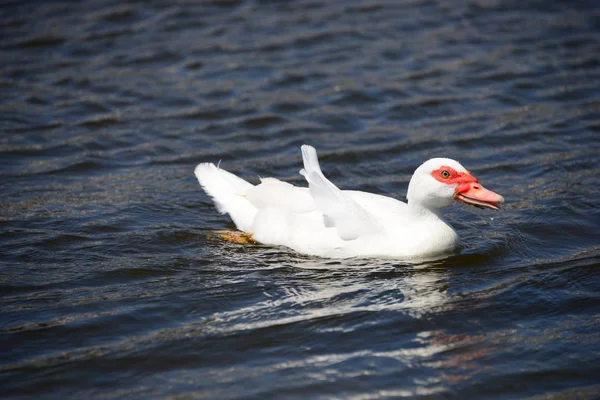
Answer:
2;0;600;398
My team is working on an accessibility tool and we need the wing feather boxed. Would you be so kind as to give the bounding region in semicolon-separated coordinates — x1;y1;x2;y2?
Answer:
300;145;380;240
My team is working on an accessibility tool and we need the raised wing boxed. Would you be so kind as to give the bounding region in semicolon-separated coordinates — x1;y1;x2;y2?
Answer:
299;145;381;241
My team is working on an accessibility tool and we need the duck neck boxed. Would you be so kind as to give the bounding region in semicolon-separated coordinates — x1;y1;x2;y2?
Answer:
407;200;446;221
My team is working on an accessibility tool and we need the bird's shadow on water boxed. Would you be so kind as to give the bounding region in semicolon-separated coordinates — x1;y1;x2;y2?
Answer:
200;227;517;326
194;202;543;337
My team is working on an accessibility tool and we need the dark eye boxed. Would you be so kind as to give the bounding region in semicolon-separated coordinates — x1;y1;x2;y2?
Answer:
440;170;450;179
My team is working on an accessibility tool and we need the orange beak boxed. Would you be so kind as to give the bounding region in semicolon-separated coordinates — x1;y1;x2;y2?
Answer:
455;181;505;211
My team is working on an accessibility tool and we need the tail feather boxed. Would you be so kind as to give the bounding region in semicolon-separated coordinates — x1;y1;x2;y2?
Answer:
194;163;257;232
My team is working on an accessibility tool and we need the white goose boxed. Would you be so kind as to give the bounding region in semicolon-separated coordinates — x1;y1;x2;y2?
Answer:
195;145;504;260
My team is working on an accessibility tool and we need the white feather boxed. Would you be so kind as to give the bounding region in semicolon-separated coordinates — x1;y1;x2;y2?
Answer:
194;163;256;232
300;145;380;240
194;145;502;260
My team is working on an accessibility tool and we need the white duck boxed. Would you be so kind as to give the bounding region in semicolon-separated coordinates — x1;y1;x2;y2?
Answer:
195;145;504;260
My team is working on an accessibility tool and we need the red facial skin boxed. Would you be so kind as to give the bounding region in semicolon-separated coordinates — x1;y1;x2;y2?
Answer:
431;166;477;193
431;166;504;210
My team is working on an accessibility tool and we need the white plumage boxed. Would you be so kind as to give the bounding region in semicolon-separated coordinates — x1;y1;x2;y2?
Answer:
194;145;504;260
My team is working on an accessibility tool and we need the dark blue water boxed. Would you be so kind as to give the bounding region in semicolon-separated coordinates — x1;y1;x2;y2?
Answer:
2;0;600;398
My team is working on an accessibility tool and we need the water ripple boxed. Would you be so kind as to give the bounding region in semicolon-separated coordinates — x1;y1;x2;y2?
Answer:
2;0;600;398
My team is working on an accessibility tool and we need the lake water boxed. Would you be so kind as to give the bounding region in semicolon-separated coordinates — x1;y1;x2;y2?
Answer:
2;0;600;398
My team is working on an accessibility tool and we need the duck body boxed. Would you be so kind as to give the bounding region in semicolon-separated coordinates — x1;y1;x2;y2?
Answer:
247;186;459;259
195;145;503;260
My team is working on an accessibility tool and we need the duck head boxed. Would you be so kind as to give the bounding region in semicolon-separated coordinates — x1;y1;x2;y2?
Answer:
407;158;504;211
